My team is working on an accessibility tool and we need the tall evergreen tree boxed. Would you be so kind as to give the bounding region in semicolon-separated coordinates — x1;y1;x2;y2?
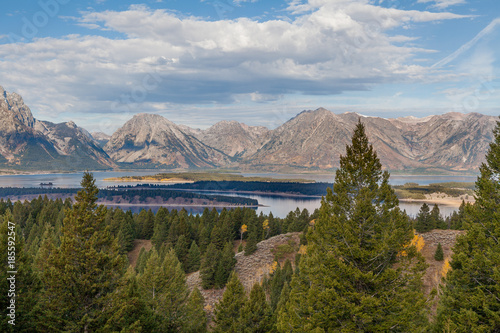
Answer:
152;207;169;249
244;230;258;256
415;202;433;233
213;272;246;333
138;248;188;332
278;121;428;332
215;242;237;288
239;283;272;333
184;287;207;333
38;172;127;332
436;120;500;332
430;203;447;229
200;243;219;289
0;210;39;333
174;234;190;272
186;240;201;273
100;267;151;333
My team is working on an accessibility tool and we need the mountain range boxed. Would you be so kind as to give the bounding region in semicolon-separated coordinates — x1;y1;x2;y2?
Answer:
0;86;115;171
1;86;497;173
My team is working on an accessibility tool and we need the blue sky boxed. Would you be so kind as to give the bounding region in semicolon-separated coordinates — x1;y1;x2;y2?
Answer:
0;0;498;133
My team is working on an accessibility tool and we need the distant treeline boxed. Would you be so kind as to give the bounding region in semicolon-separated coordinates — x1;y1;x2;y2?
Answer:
0;187;258;206
112;181;334;196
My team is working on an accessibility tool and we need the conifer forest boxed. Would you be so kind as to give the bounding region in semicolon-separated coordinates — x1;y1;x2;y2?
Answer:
1;120;500;332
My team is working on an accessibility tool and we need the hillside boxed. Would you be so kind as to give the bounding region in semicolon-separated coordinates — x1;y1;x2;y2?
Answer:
185;233;301;315
174;230;461;319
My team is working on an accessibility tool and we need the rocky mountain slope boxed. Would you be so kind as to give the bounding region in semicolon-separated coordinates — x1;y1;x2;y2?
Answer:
243;108;497;171
92;108;499;172
0;86;116;171
194;120;270;158
103;113;232;169
91;132;111;147
2;84;497;172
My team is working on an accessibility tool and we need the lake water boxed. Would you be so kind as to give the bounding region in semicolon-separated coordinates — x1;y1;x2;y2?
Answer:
0;171;476;218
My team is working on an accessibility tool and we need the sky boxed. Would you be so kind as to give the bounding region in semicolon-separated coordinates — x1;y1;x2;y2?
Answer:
0;0;499;134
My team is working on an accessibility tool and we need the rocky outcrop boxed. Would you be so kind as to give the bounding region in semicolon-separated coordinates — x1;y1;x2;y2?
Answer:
0;86;116;170
104;113;232;169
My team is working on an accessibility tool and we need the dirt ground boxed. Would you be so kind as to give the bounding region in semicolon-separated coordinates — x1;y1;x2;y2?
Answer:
418;229;464;316
127;239;153;267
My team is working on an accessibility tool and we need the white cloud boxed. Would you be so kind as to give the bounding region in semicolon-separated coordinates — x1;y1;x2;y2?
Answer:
0;2;470;126
417;0;467;10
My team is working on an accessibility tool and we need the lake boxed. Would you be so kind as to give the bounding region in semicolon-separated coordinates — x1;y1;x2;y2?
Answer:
0;171;476;218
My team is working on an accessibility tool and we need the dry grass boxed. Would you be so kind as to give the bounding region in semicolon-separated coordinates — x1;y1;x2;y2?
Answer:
418;229;464;317
127;239;152;267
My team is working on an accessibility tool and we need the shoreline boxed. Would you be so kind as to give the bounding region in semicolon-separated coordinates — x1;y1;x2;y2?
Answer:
101;202;264;208
163;188;323;198
399;196;474;208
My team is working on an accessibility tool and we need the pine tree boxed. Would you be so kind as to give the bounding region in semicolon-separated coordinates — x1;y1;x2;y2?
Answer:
415;202;433;232
135;247;149;274
213;272;246;333
175;234;190;272
215;242;237;288
434;242;444;261
186;241;201;273
436;120;500;332
430;203;447;229
100;267;151;333
274;282;290;331
278;121;428;332
200;243;219;289
184;287;207;333
138;248;188;332
269;263;283;311
239;283;273;333
38;172;127;332
244;230;258;256
152;207;169;249
0;210;39;333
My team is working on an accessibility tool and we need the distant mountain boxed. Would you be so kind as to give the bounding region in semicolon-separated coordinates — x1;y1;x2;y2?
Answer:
194;120;270;158
387;112;496;171
103;113;232;169
0;86;116;171
2;84;497;172
244;109;498;172
247;108;351;169
91;132;111;147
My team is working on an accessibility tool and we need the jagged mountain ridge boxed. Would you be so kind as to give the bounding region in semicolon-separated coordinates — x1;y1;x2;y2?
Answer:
0;86;116;170
1;85;497;172
106;108;497;172
103;113;233;169
247;109;497;171
194;120;270;158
